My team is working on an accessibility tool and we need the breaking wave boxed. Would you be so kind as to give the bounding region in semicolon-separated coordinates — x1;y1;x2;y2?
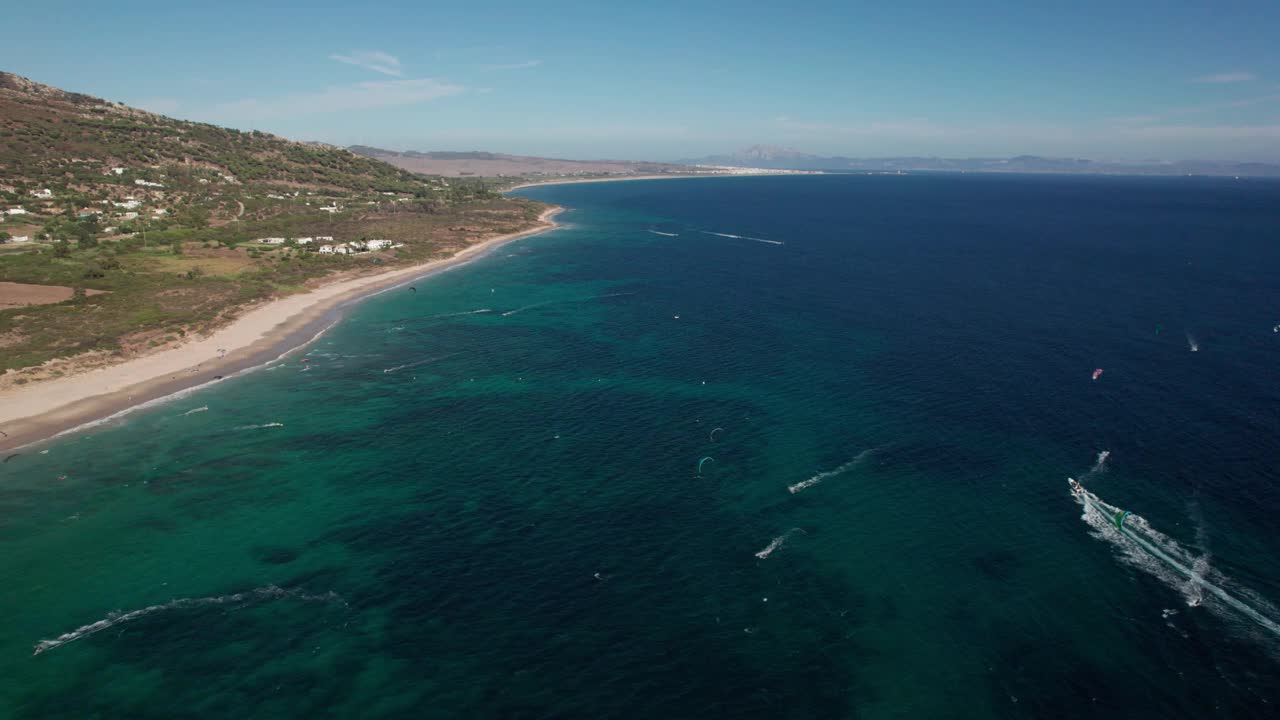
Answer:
181;406;208;417
33;585;345;656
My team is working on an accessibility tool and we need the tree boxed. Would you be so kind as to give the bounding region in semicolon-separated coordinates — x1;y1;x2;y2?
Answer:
53;239;72;258
0;231;10;245
178;204;210;229
75;223;98;249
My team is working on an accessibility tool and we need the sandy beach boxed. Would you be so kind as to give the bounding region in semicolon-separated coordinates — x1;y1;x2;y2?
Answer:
0;207;563;452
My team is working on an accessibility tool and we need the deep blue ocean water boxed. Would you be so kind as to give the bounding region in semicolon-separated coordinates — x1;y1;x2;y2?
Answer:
2;174;1279;718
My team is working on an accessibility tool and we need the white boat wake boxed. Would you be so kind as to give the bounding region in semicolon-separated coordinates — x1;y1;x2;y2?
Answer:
383;353;457;374
502;292;633;317
1071;480;1280;641
647;230;679;237
431;308;494;319
235;422;284;430
755;528;805;559
1079;450;1110;481
788;448;876;494
181;406;208;417
33;585;345;656
700;230;784;246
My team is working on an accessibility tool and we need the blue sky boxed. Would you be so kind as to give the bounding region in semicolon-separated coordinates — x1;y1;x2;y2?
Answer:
5;1;1280;161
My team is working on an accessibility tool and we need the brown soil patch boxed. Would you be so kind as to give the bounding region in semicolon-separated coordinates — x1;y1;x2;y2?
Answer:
0;281;108;307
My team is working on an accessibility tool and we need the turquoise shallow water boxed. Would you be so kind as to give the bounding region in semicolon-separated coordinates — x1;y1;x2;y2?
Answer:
2;174;1280;718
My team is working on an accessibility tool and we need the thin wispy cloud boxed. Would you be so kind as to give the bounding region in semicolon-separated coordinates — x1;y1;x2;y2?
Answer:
1191;71;1256;84
330;51;404;77
480;60;543;71
1113;124;1280;140
210;78;465;120
1111;90;1280;124
773;116;955;138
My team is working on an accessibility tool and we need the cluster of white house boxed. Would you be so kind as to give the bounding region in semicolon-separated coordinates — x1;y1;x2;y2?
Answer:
255;235;335;245
253;236;396;254
319;239;397;254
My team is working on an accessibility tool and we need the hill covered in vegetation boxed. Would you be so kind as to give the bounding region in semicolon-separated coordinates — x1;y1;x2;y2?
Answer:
0;71;544;380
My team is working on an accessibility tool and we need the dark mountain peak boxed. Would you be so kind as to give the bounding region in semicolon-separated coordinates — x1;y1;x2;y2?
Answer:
734;144;814;161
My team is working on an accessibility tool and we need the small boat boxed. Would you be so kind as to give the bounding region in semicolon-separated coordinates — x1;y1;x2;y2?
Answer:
1068;477;1084;495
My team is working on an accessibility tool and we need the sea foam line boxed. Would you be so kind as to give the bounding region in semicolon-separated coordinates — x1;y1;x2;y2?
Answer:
33;585;345;656
755;528;805;559
700;230;785;246
648;230;679;237
22;318;342;454
788;448;876;494
181;406;208;417
235;422;284;430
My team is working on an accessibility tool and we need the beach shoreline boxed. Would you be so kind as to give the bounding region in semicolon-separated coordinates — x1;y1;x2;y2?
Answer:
0;207;563;452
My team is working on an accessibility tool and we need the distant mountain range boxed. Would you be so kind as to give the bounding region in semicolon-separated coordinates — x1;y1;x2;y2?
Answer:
679;145;1280;177
350;146;696;178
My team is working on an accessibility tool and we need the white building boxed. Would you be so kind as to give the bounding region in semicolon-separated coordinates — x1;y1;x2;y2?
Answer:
9;235;31;243
257;237;287;245
151;208;168;216
319;205;340;213
295;237;314;245
315;235;334;242
121;212;139;220
5;207;27;215
30;189;53;199
365;239;393;251
319;244;353;254
134;179;164;188
109;167;125;175
114;200;141;210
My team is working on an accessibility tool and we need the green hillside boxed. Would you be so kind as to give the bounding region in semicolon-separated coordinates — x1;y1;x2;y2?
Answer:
0;72;544;380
